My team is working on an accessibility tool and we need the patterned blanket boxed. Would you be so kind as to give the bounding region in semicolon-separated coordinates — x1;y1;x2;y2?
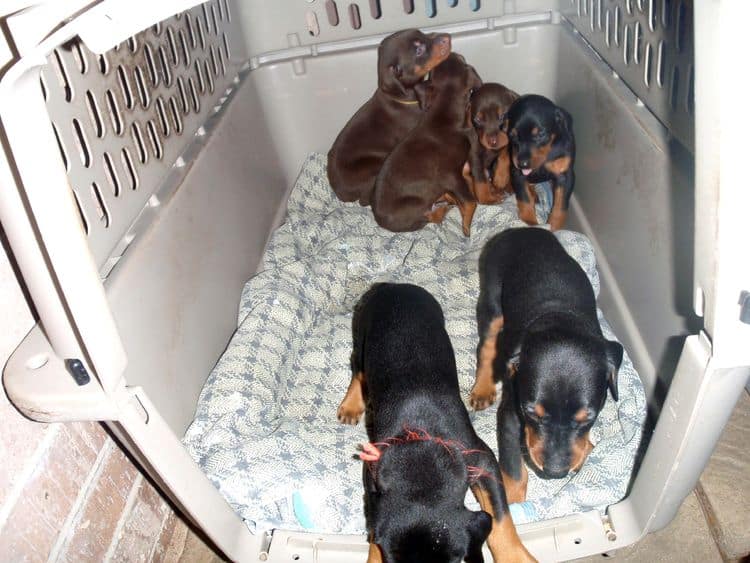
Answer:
183;153;645;534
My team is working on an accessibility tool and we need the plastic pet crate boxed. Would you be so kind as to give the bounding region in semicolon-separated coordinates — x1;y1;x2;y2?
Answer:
1;0;748;561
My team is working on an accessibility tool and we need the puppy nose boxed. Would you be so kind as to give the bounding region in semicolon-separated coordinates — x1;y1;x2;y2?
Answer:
518;159;530;168
543;463;570;479
488;136;499;147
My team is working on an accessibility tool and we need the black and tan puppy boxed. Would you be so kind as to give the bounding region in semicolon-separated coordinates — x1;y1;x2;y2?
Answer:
327;29;451;206
371;53;483;236
466;83;519;204
470;229;622;503
506;95;575;231
338;283;535;563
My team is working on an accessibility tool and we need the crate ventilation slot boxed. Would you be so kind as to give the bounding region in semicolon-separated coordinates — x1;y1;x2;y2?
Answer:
41;0;242;274
564;0;694;149
307;0;481;36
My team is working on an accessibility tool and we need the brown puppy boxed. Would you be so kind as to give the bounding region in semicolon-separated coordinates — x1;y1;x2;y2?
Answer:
467;83;519;204
327;29;451;206
372;53;483;236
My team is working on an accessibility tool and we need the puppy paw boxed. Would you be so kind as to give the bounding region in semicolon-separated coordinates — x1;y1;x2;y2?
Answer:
337;401;364;425
469;378;497;411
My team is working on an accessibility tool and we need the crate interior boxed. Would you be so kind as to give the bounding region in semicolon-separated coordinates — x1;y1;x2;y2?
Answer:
36;0;696;547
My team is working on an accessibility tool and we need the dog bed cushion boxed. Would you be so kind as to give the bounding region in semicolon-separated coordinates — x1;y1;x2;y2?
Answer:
182;153;646;534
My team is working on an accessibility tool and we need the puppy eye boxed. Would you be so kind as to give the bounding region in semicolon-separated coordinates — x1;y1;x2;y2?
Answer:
415;43;426;57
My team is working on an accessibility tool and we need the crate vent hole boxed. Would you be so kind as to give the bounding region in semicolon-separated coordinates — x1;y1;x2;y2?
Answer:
167;27;179;65
97;53;109;74
153;21;162;35
90;182;110;227
221;0;231;22
72;118;91;167
131;122;148;164
675;0;687;53
194;60;206;94
188;76;201;113
40;72;48;101
574;538;582;545
116;65;134;109
425;0;437;18
370;0;382;18
105;89;124;135
186;16;197;49
217;45;227;75
179;29;191;66
158;45;173;86
643;41;653;87
222;32;231;62
402;0;414;14
127;36;138;53
204;60;215;94
686;64;694;115
121;147;138;190
604;8;611;47
470;0;480;11
169;96;184;133
648;0;657;31
349;3;362;29
633;21;643;64
623;23;631;65
201;4;211;36
177;76;189;114
146;120;163;159
156;97;170;136
144;43;159;86
662;0;672;27
446;0;457;7
656;39;665;87
210;3;220;35
134;66;150;108
102;152;121;196
625;0;632;14
614;5;621;46
325;0;340;24
210;45;220;77
52;49;73;102
72;40;88;74
195;16;206;50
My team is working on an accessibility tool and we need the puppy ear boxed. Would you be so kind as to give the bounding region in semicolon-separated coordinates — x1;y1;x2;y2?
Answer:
554;106;571;134
467;64;483;92
414;82;434;110
379;63;408;98
497;130;510;149
604;340;623;401
464;510;492;563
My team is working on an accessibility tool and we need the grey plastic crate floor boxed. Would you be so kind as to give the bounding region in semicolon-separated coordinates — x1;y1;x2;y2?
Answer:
182;153;646;534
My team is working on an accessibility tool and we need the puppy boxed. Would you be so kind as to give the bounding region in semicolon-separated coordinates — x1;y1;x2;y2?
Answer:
466;83;519;204
338;283;536;563
327;29;451;206
506;95;575;230
469;228;622;502
372;54;482;236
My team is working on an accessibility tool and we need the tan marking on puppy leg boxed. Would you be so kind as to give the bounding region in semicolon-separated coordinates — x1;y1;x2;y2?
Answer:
471;485;537;563
492;148;512;196
460;199;478;237
501;464;529;504
366;541;383;563
516;182;538;225
543;155;572;175
424;203;452;224
337;371;365;425
470;316;504;410
547;185;567;231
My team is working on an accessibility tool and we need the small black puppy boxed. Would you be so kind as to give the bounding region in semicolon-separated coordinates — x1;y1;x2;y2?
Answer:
471;228;622;503
506;95;575;231
338;283;535;563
